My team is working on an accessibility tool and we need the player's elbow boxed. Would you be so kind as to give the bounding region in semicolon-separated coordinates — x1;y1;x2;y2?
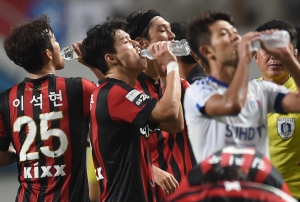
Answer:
162;109;179;122
169;122;184;133
227;102;243;115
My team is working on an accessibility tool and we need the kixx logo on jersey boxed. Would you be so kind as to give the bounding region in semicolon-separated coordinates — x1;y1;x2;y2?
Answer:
277;118;295;140
23;163;66;179
126;89;150;108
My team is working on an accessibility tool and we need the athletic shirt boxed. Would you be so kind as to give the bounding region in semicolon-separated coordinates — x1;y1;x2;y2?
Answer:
258;77;300;199
0;74;96;202
135;73;196;199
90;78;157;202
184;76;289;163
163;146;292;202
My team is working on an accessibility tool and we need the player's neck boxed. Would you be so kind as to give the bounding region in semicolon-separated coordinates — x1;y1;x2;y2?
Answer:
263;74;290;85
143;60;159;83
29;66;56;79
178;60;196;80
210;64;236;85
106;69;138;87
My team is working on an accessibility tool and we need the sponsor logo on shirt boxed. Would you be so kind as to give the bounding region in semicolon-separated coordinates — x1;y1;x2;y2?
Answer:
225;124;266;147
277;118;295;140
95;167;104;181
23;163;66;179
126;89;150;108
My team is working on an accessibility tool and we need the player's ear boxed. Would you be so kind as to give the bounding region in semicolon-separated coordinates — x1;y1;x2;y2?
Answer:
105;54;118;65
136;37;149;49
200;45;213;60
294;48;298;58
254;51;258;63
45;49;52;60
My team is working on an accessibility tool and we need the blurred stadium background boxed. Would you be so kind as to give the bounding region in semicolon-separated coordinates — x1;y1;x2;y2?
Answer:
0;0;300;201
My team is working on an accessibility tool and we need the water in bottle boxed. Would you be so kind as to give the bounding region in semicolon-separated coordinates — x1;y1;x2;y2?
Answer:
140;39;191;59
61;46;78;60
250;30;290;52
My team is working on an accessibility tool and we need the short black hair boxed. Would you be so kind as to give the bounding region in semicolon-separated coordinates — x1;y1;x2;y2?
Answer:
4;14;53;73
187;11;234;68
80;18;127;75
255;19;297;48
171;21;196;64
126;9;161;40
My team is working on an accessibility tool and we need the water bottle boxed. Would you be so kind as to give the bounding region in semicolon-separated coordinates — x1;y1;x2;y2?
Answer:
141;39;191;59
61;46;78;60
250;30;290;52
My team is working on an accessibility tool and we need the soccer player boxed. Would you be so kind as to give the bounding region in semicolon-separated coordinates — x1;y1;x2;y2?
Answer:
80;18;182;202
0;15;97;201
254;19;300;201
163;146;294;202
184;10;300;163
164;182;296;202
126;10;196;198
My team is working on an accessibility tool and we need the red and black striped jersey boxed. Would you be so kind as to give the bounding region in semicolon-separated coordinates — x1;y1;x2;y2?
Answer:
135;72;196;199
90;78;157;202
164;146;291;202
163;180;297;202
0;74;96;202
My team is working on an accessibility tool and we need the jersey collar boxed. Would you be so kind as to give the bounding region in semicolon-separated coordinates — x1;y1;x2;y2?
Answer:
208;76;229;88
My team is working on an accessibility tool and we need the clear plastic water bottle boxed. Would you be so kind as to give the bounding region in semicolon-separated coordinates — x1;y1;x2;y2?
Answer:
250;30;290;52
141;39;191;59
61;46;78;60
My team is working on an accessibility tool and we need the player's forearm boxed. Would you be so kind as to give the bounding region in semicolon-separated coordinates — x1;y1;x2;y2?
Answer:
160;62;182;120
158;105;184;133
282;56;300;90
0;150;17;167
224;58;249;112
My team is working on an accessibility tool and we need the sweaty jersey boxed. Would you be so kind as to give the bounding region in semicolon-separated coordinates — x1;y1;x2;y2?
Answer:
184;76;290;163
258;77;300;199
163;146;292;202
0;74;96;202
135;73;196;198
90;78;157;202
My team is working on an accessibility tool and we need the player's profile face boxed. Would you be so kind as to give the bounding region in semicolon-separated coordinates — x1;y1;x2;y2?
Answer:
147;16;175;44
49;32;64;70
208;20;241;66
113;29;147;71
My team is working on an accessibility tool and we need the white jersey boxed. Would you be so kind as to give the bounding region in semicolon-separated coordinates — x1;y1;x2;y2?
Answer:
184;76;290;163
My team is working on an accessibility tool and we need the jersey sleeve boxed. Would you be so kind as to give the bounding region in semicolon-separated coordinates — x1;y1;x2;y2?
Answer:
108;86;157;127
82;78;97;118
180;78;190;90
259;80;290;113
185;79;219;115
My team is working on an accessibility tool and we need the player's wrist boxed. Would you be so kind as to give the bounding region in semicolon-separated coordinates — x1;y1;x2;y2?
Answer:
166;61;179;75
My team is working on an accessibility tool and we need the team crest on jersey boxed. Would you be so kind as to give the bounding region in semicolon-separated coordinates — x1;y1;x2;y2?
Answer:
277;118;295;140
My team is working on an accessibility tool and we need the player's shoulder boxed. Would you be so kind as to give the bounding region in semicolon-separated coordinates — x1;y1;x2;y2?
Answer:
188;76;220;93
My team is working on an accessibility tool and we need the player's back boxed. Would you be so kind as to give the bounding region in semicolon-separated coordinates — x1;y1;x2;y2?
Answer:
0;74;95;202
